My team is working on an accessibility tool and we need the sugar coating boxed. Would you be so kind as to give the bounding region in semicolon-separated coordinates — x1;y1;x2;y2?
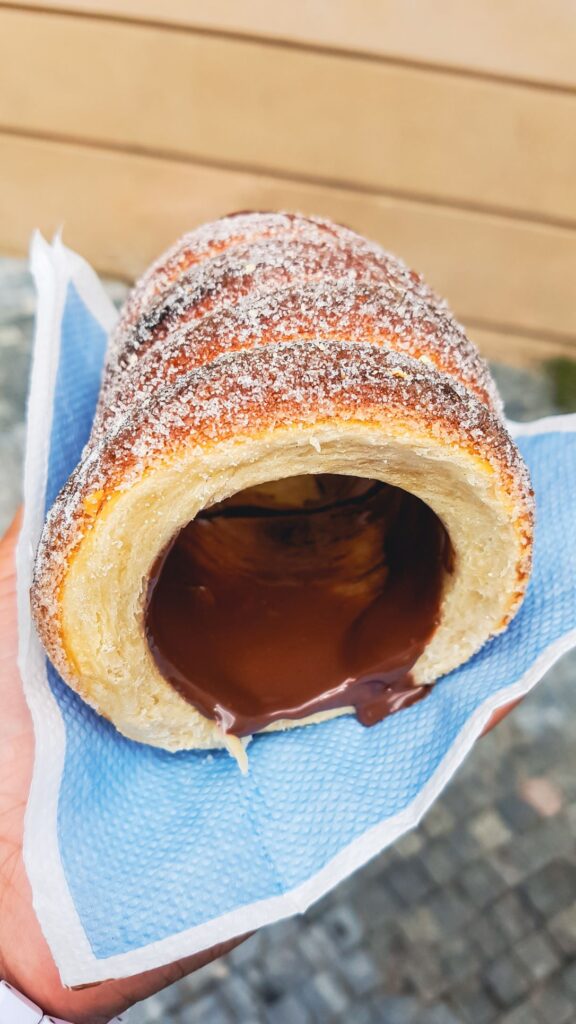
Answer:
96;277;499;438
32;212;534;644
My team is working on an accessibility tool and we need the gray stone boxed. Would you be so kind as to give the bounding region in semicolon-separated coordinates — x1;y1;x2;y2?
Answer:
427;888;474;933
457;860;507;909
227;932;268;969
439;939;475;986
263;993;312;1024
562;961;576;996
320;903;365;950
220;974;262;1018
514;930;560;981
522;859;576;918
404;947;445;1001
548;903;576;954
418;1006;463;1024
496;795;540;833
394;830;425;859
530;980;575;1024
398;906;441;945
384;857;435;906
337;948;380;996
296;923;340;969
490;891;538;943
485;953;531;1008
446;825;482;866
499;1004;544;1024
422;802;455;838
177;992;232;1024
424;840;460;885
299;971;349;1019
450;976;498;1023
368;994;420;1024
469;810;513;851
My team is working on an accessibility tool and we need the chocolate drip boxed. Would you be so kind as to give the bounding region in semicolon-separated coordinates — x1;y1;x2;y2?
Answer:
146;476;451;736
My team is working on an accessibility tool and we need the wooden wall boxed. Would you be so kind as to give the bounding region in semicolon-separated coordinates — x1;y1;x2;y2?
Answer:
1;2;575;365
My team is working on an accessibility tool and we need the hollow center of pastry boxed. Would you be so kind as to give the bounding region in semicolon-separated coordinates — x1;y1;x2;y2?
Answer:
145;475;451;736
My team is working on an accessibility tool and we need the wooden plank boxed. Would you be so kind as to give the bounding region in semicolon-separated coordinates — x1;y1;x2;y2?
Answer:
1;9;575;225
8;1;576;91
470;327;576;369
1;132;575;346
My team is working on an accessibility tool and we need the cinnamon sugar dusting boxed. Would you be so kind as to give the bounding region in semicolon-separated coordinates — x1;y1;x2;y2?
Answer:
32;212;534;644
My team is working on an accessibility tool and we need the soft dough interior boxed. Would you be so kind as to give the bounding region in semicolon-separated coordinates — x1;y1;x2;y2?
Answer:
144;473;450;736
61;423;522;754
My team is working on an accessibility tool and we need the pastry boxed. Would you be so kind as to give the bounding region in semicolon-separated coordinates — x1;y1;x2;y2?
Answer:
31;212;534;767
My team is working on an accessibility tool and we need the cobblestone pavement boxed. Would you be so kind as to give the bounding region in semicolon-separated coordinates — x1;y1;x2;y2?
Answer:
1;257;575;1023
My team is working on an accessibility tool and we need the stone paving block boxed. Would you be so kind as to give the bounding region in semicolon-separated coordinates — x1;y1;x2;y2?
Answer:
456;860;508;910
424;839;460;885
548;903;576;955
403;946;446;1001
226;932;268;969
530;979;575;1023
220;973;263;1018
442;783;474;821
368;994;421;1023
418;1006;464;1024
499;1003;544;1024
299;971;349;1020
450;975;499;1023
353;880;403;926
297;923;341;969
522;860;576;918
398;906;441;946
469;810;513;851
263;993;312;1024
490;891;538;943
320;903;365;951
489;846;528;887
496;794;541;833
266;917;301;947
439;938;476;987
176;992;232;1024
138;988;181;1022
422;802;456;839
484;952;532;1008
513;930;560;982
384;857;435;906
427;887;474;934
561;961;576;997
394;830;425;859
446;825;482;866
337;947;380;997
259;945;310;998
472;909;515;962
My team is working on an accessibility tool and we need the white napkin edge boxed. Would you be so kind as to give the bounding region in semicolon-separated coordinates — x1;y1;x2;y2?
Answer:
17;234;576;985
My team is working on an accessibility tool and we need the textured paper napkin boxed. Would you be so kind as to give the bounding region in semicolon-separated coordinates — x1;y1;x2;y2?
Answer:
16;234;576;985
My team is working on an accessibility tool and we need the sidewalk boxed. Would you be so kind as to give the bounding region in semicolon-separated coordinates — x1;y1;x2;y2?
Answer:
1;257;574;1023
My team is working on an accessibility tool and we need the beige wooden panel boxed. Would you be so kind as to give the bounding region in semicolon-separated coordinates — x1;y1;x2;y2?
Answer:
1;132;575;347
470;327;576;369
1;10;576;225
9;0;576;91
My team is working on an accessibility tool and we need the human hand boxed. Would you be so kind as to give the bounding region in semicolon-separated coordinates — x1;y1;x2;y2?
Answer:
0;513;242;1024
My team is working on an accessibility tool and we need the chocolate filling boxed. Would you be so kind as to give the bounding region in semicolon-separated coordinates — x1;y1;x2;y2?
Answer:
146;475;452;736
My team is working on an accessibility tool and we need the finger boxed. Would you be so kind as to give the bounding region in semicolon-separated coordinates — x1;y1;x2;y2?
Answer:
482;699;521;736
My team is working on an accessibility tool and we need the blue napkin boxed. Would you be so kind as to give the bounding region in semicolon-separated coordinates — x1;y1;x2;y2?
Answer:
18;235;576;986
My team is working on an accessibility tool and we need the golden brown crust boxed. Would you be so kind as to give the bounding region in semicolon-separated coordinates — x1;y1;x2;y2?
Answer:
31;211;534;752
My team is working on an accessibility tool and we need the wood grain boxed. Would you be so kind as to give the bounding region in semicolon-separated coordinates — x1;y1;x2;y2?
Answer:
0;9;575;224
1;131;575;350
7;0;576;90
